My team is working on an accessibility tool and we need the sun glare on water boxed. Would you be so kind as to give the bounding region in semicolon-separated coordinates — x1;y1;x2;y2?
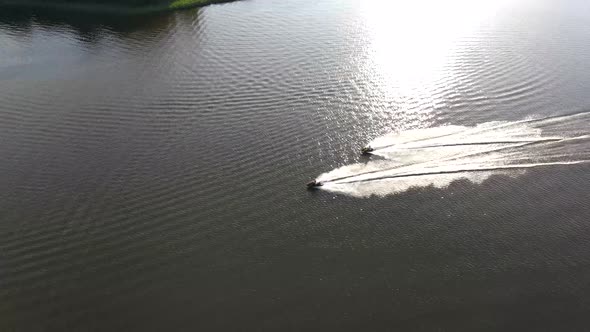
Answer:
357;0;511;124
310;0;590;198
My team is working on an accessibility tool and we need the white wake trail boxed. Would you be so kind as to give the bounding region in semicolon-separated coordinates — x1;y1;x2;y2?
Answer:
314;112;590;197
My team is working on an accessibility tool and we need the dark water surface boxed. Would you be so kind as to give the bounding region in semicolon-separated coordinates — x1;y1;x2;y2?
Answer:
2;0;590;330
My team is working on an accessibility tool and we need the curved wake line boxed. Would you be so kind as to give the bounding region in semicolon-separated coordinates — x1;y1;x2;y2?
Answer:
316;113;589;197
367;110;590;151
332;160;590;185
388;138;562;150
322;137;573;183
321;142;526;183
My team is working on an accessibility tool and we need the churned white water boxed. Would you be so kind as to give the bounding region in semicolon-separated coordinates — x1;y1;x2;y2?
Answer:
316;112;590;197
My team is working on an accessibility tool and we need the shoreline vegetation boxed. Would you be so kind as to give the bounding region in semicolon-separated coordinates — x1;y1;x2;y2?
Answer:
0;0;237;13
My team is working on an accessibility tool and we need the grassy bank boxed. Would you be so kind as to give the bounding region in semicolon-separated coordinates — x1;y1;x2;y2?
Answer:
169;0;232;10
0;0;237;13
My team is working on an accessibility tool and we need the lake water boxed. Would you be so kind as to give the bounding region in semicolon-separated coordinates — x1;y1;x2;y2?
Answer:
1;0;590;330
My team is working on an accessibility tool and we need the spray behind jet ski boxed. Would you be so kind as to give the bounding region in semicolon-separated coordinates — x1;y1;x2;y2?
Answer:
307;146;374;188
310;111;590;197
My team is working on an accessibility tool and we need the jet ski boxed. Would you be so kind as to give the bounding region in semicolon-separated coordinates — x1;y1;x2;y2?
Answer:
306;180;323;188
361;146;374;155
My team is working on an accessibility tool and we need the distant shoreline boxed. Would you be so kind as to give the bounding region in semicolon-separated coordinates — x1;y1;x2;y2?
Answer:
0;0;237;13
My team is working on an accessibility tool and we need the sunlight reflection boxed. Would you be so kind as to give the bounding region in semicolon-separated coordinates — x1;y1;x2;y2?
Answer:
358;0;511;125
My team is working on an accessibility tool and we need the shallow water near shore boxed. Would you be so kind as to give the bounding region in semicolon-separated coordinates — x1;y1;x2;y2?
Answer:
2;0;590;330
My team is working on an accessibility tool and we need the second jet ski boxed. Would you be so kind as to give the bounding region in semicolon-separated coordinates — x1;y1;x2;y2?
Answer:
361;146;374;155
